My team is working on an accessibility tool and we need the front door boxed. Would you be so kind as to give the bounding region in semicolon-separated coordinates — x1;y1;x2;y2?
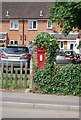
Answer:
70;44;73;50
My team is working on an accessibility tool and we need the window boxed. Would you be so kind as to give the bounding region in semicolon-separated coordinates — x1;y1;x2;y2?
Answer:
5;47;29;54
60;41;64;49
10;41;13;45
9;40;18;45
10;20;18;30
47;20;52;29
28;20;37;30
14;41;18;44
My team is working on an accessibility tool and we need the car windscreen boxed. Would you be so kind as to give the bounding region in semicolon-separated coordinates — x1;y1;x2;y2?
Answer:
5;47;29;54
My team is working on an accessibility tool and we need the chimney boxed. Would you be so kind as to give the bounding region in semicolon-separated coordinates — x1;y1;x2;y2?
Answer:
6;11;9;17
39;11;43;17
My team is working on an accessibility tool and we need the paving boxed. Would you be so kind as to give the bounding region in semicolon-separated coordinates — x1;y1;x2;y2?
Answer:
0;91;80;111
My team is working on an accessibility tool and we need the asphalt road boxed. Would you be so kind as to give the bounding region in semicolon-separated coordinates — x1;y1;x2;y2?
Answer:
1;91;79;107
2;105;79;118
0;89;80;118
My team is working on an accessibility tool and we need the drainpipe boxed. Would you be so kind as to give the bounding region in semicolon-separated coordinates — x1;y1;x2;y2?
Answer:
22;19;24;45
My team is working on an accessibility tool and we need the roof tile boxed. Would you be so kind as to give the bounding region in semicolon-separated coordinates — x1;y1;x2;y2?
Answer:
2;2;52;19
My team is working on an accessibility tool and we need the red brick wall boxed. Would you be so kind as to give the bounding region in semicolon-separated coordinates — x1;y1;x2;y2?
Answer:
53;22;62;32
1;20;61;45
1;20;21;44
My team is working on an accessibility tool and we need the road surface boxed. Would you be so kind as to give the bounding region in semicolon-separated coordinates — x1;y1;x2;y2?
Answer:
2;104;79;118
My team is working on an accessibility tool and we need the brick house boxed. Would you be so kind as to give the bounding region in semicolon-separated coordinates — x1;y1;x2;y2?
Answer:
0;2;81;53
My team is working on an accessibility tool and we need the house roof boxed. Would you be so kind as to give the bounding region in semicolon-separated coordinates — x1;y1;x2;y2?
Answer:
49;32;80;40
0;32;7;41
2;2;52;19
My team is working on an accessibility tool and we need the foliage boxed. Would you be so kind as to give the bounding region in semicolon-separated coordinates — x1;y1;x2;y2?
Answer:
33;32;81;96
0;73;29;89
34;32;58;64
49;2;81;35
77;41;81;49
33;64;81;95
33;32;58;92
34;32;58;49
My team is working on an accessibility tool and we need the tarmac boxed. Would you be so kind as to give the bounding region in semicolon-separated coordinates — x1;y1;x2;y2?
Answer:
0;90;81;111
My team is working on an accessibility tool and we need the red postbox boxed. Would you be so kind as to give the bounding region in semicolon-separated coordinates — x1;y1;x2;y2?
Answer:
37;46;45;68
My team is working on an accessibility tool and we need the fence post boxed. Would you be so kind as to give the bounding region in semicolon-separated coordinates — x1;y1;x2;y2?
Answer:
20;62;23;88
29;57;33;91
24;62;28;88
1;61;4;88
10;62;13;87
6;62;8;88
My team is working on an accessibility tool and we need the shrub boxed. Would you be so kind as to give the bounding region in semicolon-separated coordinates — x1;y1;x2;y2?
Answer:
33;32;81;96
33;64;81;96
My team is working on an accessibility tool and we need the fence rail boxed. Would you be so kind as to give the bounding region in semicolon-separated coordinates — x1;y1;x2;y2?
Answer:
0;59;33;90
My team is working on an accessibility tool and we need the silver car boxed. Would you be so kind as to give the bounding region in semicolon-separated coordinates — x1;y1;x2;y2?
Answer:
1;45;31;67
56;49;76;65
0;47;6;58
0;47;6;66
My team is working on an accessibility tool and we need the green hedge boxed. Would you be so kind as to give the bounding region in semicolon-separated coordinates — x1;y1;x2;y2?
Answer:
33;32;81;96
33;64;81;96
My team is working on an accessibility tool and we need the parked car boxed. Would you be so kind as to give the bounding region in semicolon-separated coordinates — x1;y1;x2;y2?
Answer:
0;47;6;67
1;45;31;68
64;49;77;63
0;47;6;59
56;49;77;65
75;53;81;63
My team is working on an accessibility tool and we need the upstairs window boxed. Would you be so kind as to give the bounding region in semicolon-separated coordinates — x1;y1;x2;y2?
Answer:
47;20;52;29
28;20;37;30
10;20;19;30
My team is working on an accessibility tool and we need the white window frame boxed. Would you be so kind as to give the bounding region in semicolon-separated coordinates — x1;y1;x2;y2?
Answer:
60;41;64;49
10;20;19;30
47;20;52;29
28;20;37;30
9;40;18;45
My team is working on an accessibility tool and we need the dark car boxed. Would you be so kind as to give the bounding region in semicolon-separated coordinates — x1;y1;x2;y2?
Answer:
1;45;31;68
75;53;81;63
